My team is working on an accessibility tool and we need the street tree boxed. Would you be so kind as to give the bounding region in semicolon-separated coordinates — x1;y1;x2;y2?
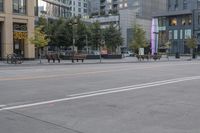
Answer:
104;24;123;54
76;18;89;51
29;26;49;63
37;15;48;33
89;21;102;50
186;36;198;59
48;18;73;51
129;24;147;54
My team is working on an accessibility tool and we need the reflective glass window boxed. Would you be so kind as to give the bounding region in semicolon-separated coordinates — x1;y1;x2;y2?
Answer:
13;0;26;14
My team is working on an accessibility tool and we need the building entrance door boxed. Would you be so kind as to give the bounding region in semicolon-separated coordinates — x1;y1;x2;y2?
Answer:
13;39;25;57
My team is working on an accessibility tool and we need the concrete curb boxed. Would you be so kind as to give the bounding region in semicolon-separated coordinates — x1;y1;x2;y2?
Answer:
0;57;200;67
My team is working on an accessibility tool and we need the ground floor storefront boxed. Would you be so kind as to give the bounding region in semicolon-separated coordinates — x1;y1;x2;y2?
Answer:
0;15;35;60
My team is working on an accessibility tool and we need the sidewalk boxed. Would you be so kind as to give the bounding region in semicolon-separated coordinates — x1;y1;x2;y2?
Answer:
0;56;199;66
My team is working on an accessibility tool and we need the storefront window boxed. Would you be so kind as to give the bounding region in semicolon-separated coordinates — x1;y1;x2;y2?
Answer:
0;0;3;12
180;30;183;39
174;30;178;40
13;0;26;14
169;17;177;26
169;30;172;40
13;23;27;56
185;29;191;39
181;15;192;25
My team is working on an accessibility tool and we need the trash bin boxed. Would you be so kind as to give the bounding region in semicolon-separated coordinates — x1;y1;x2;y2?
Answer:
175;52;180;58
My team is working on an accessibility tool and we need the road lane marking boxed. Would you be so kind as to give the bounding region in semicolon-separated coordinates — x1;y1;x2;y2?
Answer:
0;76;200;111
0;66;163;81
0;105;6;109
68;76;198;97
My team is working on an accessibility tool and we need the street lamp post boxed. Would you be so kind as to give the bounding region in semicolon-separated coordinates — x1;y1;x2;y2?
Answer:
85;35;89;54
83;35;88;54
69;18;78;56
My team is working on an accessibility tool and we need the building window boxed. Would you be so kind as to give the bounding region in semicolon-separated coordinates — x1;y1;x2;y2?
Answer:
78;2;81;7
78;8;81;12
84;9;87;13
168;0;171;10
198;0;200;9
174;30;178;40
182;15;192;25
183;0;187;10
185;29;191;39
169;17;177;26
119;4;123;8
13;23;27;57
169;30;172;40
180;30;183;39
158;17;166;27
188;15;192;25
37;0;69;18
181;17;186;25
175;0;178;10
84;3;87;8
13;0;26;14
0;0;3;12
124;3;128;7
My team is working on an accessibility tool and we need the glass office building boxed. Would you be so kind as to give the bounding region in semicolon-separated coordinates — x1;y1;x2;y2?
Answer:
153;0;200;54
35;0;70;18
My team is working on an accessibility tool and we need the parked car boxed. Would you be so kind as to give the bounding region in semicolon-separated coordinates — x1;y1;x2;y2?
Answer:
123;51;134;57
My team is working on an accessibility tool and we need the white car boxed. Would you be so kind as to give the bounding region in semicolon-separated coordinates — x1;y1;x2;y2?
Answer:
123;51;134;57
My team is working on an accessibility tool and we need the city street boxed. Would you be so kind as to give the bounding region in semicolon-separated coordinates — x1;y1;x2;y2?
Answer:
0;61;200;133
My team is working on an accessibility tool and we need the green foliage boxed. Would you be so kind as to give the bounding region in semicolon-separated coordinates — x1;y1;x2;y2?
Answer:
186;36;197;59
186;36;197;49
35;17;122;53
76;18;89;50
164;41;171;49
29;26;49;48
89;21;102;50
104;24;123;53
46;17;90;50
48;18;73;48
129;24;147;53
37;15;48;32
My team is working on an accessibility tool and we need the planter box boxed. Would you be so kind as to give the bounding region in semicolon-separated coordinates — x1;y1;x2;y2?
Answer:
86;55;100;59
102;54;122;59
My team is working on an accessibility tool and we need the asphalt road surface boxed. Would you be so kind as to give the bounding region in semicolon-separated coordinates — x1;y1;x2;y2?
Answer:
0;61;200;133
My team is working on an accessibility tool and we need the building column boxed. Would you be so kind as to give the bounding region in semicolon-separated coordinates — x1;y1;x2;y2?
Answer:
24;17;35;59
24;0;35;59
2;0;13;58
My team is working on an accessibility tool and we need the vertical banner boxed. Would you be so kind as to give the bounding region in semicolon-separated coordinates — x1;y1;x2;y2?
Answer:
151;18;159;55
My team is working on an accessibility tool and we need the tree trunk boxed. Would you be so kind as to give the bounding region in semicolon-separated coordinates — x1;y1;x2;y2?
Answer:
190;48;193;60
39;48;42;64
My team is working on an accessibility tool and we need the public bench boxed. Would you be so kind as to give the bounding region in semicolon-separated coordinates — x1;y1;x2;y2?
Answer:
71;53;86;63
46;54;60;63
